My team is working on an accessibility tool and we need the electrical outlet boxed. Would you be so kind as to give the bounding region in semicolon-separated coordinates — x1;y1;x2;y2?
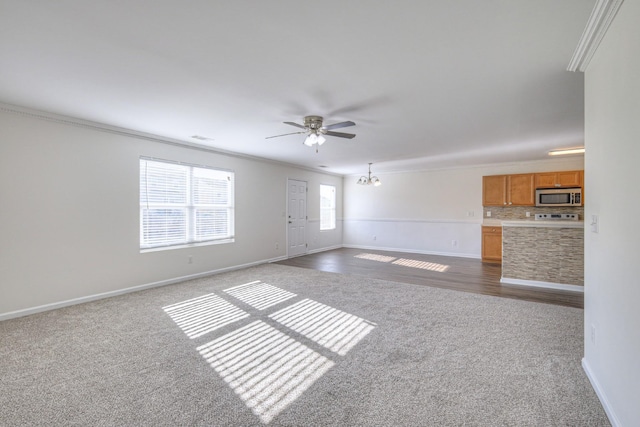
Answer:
467;211;474;217
486;211;491;217
275;242;279;250
373;235;377;241
188;255;193;264
451;240;458;248
526;212;531;218
590;325;596;344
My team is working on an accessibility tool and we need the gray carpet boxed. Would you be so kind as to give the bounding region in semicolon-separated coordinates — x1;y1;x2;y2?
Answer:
0;264;609;426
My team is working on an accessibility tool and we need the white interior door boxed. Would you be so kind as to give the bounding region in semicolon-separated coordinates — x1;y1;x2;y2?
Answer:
287;179;307;257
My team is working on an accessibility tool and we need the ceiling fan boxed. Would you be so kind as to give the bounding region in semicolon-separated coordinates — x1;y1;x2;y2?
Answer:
266;115;356;152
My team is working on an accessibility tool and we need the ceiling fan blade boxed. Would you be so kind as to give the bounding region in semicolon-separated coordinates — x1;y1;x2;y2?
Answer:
283;121;306;129
324;130;356;139
265;131;306;139
323;121;355;131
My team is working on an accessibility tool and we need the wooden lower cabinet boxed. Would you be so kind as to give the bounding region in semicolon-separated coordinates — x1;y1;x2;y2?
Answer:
482;226;502;263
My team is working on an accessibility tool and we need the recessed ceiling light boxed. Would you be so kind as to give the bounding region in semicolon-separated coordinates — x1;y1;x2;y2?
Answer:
191;135;215;142
548;147;585;156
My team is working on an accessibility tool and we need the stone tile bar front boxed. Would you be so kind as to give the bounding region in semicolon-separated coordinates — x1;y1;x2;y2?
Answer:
501;220;584;288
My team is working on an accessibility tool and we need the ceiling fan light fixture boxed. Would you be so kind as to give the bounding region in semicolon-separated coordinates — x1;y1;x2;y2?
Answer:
303;133;317;146
266;116;356;151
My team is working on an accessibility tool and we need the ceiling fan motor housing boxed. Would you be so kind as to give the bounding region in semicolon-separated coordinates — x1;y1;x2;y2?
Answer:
303;115;323;130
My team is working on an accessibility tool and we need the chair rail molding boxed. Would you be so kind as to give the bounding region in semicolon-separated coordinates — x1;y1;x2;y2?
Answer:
567;0;625;72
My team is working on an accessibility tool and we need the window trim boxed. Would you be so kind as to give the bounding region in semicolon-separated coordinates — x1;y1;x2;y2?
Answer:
139;157;235;251
319;184;337;231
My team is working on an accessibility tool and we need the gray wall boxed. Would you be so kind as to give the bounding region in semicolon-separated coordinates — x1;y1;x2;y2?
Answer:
0;108;343;318
583;0;640;425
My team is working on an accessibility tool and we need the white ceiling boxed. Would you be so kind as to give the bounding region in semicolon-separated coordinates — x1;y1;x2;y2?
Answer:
0;1;593;175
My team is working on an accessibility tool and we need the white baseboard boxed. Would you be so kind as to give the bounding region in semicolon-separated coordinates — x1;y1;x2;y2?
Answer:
342;244;480;259
500;277;584;292
0;256;284;322
582;358;620;427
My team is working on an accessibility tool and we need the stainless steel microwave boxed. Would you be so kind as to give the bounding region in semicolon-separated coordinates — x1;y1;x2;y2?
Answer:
535;188;582;207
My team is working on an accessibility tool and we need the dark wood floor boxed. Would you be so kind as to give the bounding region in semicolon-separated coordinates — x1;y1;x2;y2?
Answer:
275;248;583;308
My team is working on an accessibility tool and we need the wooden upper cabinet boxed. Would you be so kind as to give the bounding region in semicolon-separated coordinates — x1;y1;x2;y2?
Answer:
508;173;535;206
534;170;582;188
483;174;534;206
482;175;507;206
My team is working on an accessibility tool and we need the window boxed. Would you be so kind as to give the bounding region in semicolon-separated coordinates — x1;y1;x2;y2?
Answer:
140;158;234;250
320;184;336;231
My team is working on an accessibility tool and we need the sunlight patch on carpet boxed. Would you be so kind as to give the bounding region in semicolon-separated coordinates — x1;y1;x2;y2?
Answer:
198;320;334;424
224;280;297;310
162;293;249;339
269;299;377;356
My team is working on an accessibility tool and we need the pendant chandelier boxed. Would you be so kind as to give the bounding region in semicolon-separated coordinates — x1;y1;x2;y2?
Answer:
357;163;381;186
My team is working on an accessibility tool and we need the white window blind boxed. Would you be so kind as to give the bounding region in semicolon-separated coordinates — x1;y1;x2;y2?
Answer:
320;184;336;231
140;158;234;250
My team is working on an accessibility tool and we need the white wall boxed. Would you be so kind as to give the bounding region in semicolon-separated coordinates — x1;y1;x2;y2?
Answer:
343;158;584;257
0;108;343;318
583;1;640;425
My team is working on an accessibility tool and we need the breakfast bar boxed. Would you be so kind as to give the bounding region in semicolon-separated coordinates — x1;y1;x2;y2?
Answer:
500;219;584;291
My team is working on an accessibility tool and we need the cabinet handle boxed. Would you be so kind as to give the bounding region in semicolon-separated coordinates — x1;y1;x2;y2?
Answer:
509;202;512;205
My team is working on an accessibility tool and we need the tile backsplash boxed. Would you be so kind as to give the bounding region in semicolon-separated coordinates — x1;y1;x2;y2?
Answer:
483;206;584;220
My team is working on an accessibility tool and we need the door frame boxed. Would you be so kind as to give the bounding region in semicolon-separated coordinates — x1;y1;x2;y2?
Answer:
286;178;308;258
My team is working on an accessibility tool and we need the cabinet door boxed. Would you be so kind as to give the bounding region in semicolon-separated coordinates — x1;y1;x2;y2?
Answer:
535;173;557;188
535;170;582;188
508;174;535;206
482;227;502;263
557;170;581;187
482;175;506;206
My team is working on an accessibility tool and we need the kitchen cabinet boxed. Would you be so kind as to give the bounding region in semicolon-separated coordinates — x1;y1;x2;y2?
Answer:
534;170;582;188
482;226;502;263
482;173;535;206
482;175;506;206
508;173;535;205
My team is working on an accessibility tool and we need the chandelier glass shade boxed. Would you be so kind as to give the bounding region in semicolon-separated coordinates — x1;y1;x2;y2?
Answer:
357;163;381;186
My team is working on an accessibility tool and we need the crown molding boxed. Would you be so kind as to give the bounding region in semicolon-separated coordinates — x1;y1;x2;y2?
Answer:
567;0;625;72
0;102;344;177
